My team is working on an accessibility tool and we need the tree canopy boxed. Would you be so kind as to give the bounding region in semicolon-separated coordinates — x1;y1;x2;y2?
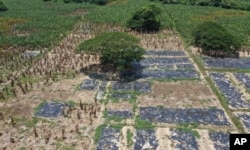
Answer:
127;4;161;32
193;21;241;57
0;1;8;12
63;0;109;5
151;0;250;11
77;32;145;71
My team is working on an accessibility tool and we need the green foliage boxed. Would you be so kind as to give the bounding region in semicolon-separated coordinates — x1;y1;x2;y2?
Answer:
193;21;241;57
103;108;124;122
89;0;109;5
134;116;154;129
176;127;200;138
127;129;133;147
177;122;200;138
153;0;250;11
63;0;109;5
63;0;83;3
94;124;105;144
77;32;144;71
14;116;38;128
0;0;89;48
0;1;8;11
127;4;161;32
85;0;250;47
34;100;46;114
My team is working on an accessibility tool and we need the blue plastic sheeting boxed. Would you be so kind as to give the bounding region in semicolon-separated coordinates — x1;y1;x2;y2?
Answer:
145;50;186;56
237;113;250;130
170;129;199;150
110;81;151;100
81;79;99;90
21;50;40;59
89;72;107;80
203;57;250;69
141;69;199;79
133;81;151;93
176;64;194;69
107;110;133;119
140;58;191;67
233;73;250;89
134;129;158;150
111;82;133;92
139;107;230;126
210;72;250;109
111;93;133;100
36;102;66;117
209;132;229;150
111;81;151;93
120;56;199;80
97;127;120;150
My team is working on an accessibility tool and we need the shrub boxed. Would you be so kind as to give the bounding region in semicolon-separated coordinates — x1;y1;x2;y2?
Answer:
127;4;161;32
63;0;109;5
154;0;248;11
0;1;8;12
193;21;241;57
77;32;145;71
90;0;109;5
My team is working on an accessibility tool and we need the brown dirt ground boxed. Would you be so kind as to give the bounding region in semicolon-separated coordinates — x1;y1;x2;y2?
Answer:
138;80;220;108
0;73;104;149
0;24;241;149
106;102;133;111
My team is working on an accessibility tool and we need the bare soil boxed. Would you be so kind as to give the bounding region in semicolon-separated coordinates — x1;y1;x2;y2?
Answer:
138;81;219;108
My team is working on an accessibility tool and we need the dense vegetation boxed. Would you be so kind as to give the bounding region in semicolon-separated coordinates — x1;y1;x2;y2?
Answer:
0;1;7;12
0;0;91;48
127;4;161;32
84;0;250;47
77;32;145;71
63;0;109;5
193;21;241;57
152;0;250;11
0;0;250;49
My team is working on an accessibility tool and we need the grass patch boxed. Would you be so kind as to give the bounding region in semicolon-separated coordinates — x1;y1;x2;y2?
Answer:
13;116;39;128
0;0;92;48
108;89;139;104
176;122;200;138
127;129;133;147
109;124;124;130
179;122;199;128
34;100;46;114
66;100;77;107
156;105;165;109
134;116;154;130
175;127;200;138
103;108;124;123
132;103;137;113
107;115;124;123
93;124;123;144
94;124;105;144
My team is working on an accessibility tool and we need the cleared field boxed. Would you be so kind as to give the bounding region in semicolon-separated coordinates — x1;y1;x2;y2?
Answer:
138;81;218;108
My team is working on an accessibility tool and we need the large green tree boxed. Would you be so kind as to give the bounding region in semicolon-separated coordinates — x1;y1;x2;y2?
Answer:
77;32;145;71
193;21;241;57
127;4;161;32
63;0;109;5
0;1;8;12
